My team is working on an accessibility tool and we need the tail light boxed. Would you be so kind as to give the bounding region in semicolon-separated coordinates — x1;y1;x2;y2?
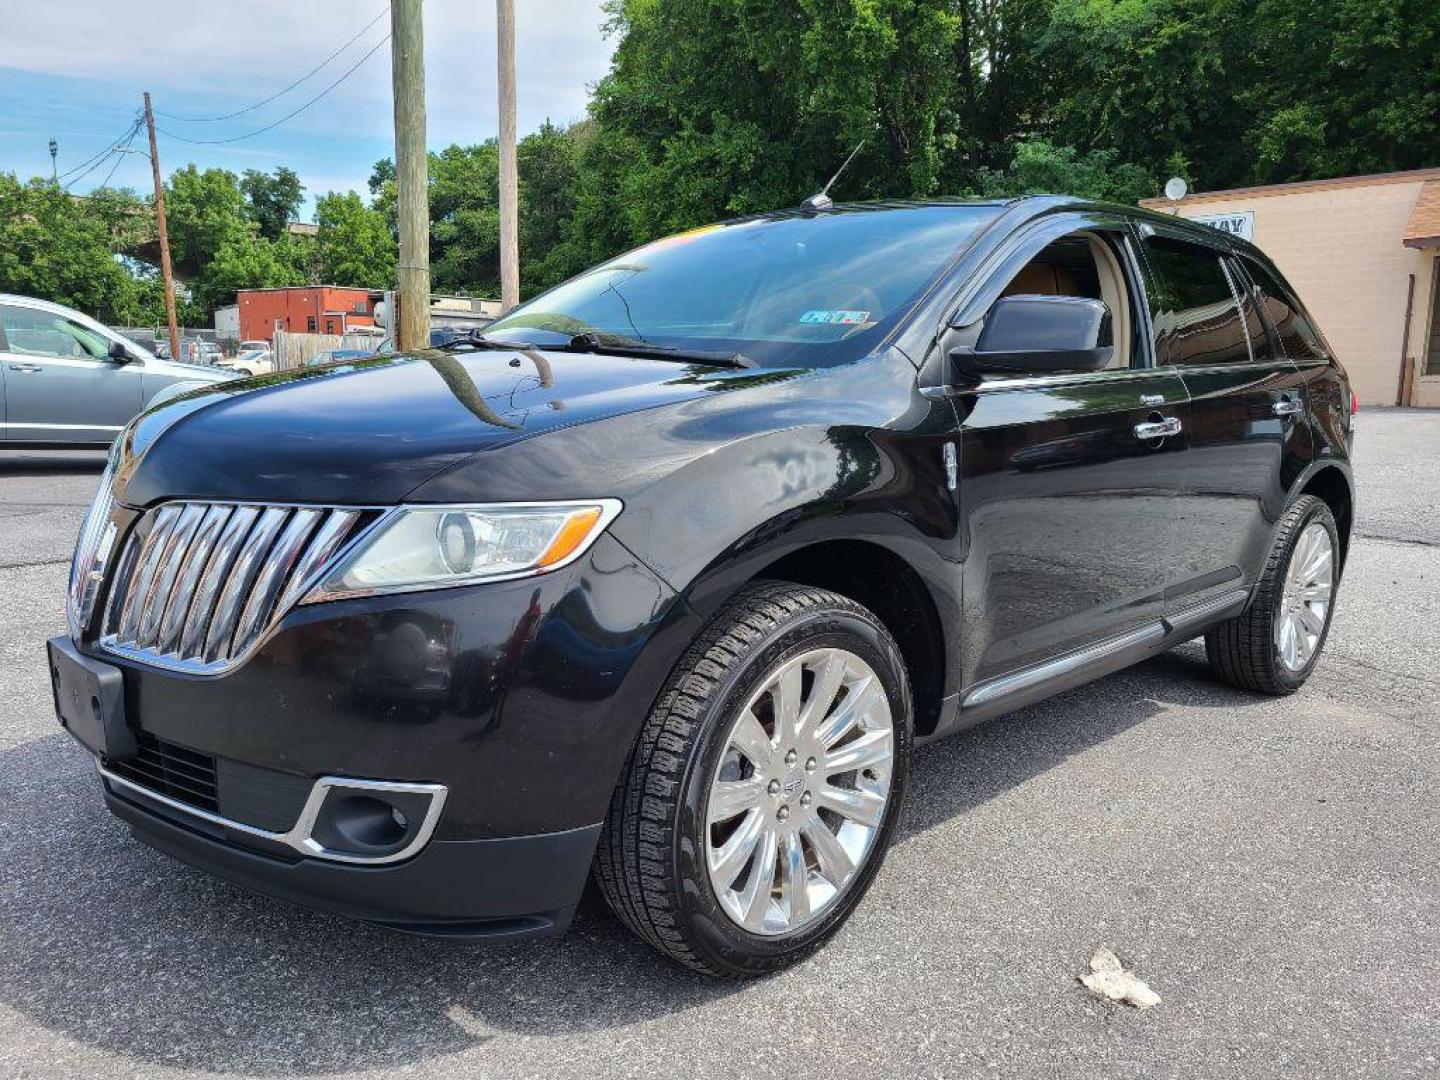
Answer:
1349;388;1359;416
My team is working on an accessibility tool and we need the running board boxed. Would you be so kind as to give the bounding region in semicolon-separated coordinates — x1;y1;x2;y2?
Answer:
963;622;1166;712
923;587;1252;742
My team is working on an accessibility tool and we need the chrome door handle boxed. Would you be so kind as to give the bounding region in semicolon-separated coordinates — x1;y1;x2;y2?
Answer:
8;362;41;373
1134;416;1182;440
1272;398;1303;416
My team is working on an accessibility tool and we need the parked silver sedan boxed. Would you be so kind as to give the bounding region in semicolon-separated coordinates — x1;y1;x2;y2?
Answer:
0;294;236;446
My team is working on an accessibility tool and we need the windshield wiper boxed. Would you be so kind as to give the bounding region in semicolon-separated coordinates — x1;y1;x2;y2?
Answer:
447;327;755;368
561;332;755;369
435;330;533;352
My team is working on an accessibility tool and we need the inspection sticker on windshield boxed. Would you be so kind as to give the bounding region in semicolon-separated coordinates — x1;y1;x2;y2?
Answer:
800;309;871;325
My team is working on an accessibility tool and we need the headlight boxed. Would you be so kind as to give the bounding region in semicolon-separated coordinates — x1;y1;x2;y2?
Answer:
303;500;623;601
67;456;118;639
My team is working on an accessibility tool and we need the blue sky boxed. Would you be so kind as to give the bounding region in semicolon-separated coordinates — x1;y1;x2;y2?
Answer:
0;0;615;215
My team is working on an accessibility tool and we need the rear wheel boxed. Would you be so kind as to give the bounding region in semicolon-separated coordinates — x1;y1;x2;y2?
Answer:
594;582;912;977
1206;494;1340;694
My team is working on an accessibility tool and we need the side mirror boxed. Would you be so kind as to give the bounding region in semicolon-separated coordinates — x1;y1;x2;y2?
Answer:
107;340;134;364
951;295;1112;378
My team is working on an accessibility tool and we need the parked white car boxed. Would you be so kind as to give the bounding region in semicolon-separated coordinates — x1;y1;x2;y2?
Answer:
217;348;275;377
0;294;236;446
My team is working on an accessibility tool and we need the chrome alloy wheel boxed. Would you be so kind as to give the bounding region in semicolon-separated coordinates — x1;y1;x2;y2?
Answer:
704;647;894;937
1276;521;1334;672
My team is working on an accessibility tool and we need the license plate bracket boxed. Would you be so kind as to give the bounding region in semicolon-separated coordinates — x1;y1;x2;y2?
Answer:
47;636;134;759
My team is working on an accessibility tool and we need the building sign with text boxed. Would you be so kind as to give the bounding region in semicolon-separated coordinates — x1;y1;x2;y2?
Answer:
1191;210;1255;242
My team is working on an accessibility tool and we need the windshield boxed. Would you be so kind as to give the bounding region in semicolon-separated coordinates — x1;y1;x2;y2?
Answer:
483;205;998;367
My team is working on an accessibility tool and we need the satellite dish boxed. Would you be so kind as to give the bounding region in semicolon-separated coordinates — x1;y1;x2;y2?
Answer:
1164;177;1189;202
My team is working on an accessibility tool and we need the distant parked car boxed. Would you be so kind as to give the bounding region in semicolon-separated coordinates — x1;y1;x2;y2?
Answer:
0;294;235;446
304;348;374;367
191;341;223;364
216;348;274;377
238;339;270;352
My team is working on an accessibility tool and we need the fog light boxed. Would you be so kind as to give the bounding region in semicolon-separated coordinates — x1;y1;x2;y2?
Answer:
327;794;410;849
299;780;444;861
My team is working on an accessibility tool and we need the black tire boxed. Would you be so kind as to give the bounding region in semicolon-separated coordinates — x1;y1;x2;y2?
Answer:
593;581;913;977
1205;495;1340;695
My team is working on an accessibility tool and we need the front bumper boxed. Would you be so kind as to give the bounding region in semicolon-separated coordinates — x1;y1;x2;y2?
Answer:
59;531;704;933
104;772;600;937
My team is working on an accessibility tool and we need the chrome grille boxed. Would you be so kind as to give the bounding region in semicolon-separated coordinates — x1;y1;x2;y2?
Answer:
100;502;363;674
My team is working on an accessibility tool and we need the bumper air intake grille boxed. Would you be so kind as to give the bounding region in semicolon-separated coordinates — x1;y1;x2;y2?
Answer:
106;733;219;814
98;502;366;674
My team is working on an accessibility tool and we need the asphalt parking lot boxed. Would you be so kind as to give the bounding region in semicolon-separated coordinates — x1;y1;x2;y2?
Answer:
0;410;1436;1080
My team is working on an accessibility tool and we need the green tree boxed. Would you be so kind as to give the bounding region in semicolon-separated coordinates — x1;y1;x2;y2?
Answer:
517;120;581;292
163;164;250;274
314;190;396;288
0;173;166;324
972;139;1155;202
240;166;304;240
586;0;965;244
162;165;309;314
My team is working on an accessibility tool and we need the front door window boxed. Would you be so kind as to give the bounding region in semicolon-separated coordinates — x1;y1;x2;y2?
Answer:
0;304;110;360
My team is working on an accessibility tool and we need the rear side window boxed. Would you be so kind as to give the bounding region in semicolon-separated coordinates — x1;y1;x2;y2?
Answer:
1226;258;1279;364
1139;236;1251;366
1241;259;1329;364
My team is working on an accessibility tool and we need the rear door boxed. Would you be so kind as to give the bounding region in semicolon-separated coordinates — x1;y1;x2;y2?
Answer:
1132;227;1311;612
0;302;144;443
944;214;1192;689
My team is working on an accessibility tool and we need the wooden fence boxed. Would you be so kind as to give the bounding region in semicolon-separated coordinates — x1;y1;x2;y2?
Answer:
271;330;385;371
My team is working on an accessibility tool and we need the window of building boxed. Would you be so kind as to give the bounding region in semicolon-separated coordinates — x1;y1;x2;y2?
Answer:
306;316;317;332
1241;257;1329;365
1423;260;1440;377
1139;235;1251;366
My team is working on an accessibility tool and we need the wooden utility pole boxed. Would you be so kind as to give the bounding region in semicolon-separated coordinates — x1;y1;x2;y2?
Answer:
143;93;182;364
496;0;519;311
391;0;431;350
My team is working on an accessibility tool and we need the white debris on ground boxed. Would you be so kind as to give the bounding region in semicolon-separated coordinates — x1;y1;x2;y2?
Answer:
1079;947;1163;1009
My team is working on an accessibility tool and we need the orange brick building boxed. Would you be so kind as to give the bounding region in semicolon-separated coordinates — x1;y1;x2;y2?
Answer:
237;287;377;342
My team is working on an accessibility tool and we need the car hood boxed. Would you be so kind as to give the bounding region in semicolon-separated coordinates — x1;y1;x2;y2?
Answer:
115;348;772;507
154;358;233;379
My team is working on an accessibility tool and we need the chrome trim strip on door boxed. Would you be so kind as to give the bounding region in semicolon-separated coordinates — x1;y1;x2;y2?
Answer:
99;765;448;866
6;422;126;431
962;622;1168;710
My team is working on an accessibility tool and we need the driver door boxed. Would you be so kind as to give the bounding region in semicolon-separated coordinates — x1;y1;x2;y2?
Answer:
0;302;143;443
941;215;1192;694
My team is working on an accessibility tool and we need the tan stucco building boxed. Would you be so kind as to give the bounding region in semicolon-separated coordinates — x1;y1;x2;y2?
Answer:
1141;167;1440;407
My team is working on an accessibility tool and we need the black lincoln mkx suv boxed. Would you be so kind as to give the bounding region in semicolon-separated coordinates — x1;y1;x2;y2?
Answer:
50;196;1355;976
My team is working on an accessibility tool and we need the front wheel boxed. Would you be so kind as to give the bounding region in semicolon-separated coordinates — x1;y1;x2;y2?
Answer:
594;582;913;977
1206;494;1340;694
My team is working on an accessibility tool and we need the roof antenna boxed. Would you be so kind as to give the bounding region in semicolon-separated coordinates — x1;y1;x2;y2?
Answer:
800;140;866;212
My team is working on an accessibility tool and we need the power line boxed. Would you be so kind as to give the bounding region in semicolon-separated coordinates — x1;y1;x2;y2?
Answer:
94;121;142;191
156;33;390;146
63;118;144;191
55;113;142;181
157;5;390;123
